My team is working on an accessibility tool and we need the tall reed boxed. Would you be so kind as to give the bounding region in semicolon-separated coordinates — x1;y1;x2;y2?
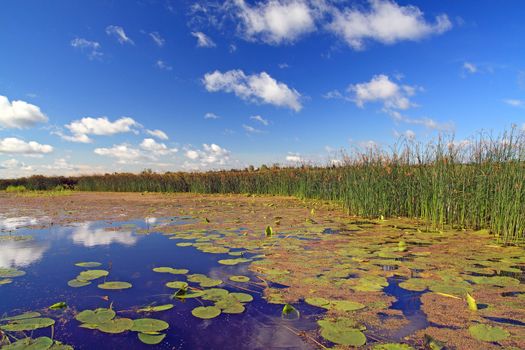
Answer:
1;129;524;243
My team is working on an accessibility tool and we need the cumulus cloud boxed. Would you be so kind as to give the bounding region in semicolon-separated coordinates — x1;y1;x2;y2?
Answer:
328;0;452;50
106;25;134;45
203;69;302;111
0;158;33;171
184;143;231;167
230;0;316;44
0;95;48;129
389;110;453;132
0;138;53;156
146;129;168;140
191;31;216;47
70;38;103;59
250;115;269;125
139;138;178;156
149;32;165;47
204;112;221;120
62;116;139;143
155;60;172;71
94;144;144;164
348;74;416;110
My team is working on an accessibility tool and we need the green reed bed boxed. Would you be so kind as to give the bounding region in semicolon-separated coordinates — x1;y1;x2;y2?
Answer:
1;130;524;243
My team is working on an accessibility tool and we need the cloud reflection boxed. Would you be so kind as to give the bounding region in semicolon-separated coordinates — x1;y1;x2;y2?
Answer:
0;241;49;268
70;222;138;247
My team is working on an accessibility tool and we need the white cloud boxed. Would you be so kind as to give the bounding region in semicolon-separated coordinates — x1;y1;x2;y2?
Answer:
146;129;168;140
191;31;216;47
0;138;53;155
149;32;165;47
106;25;134;45
62;116;139;143
348;74;416;110
184;143;231;167
203;69;302;111
94;144;143;164
328;0;452;50
242;124;262;133
155;60;172;71
0;158;33;171
322;89;344;100
231;0;316;44
139;138;178;156
389;110;453;132
404;129;416;140
503;99;524;107
286;152;303;162
463;62;477;74
250;115;269;125
70;38;103;59
0;95;48;129
204;112;221;119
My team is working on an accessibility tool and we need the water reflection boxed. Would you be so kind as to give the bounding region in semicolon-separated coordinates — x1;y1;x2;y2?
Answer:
70;222;138;247
0;216;45;230
0;241;49;268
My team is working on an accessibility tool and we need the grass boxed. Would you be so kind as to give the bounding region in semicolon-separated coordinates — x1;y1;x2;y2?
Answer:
1;129;524;243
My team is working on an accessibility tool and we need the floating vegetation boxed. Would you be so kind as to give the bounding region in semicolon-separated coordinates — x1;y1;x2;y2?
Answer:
217;258;251;266
229;275;250;282
137;304;174;313
191;306;221;319
317;317;366;346
75;262;102;268
0;316;55;332
137;332;166;345
130;318;169;333
152;267;189;275
468;324;510;342
1;337;73;350
0;268;25;278
77;269;109;281
49;301;67;310
98;281;132;290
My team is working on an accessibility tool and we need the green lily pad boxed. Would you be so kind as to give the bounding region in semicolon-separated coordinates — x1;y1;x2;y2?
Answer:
1;312;41;321
49;302;67;310
218;258;251;266
229;275;250;282
1;336;53;350
165;281;189;289
152;267;189;275
138;332;166;345
199;278;223;288
0;278;13;285
230;292;254;303
137;304;174;313
331;300;366;312
94;318;134;334
176;242;193;247
67;279;91;288
173;289;205;299
131;318;169;332
1;317;55;331
75;262;102;268
468;324;510;342
191;306;221;319
77;269;109;281
221;303;246;314
320;326;366;346
0;268;25;278
305;297;330;308
202;288;230;301
75;308;116;324
98;281;132;290
398;278;428;292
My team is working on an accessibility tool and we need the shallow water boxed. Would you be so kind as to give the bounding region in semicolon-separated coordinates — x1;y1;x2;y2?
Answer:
0;217;320;349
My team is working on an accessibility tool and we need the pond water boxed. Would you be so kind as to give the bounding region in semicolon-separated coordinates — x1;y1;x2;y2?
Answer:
0;217;325;349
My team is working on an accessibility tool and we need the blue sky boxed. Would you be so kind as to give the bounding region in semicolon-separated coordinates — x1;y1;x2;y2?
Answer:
1;0;524;177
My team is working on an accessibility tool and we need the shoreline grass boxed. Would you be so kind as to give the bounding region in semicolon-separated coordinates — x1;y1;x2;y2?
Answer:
1;129;524;243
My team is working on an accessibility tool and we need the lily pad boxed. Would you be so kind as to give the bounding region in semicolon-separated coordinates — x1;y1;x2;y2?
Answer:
75;262;102;268
191;306;221;319
67;279;91;288
98;281;132;290
320;326;366;346
305;297;330;308
202;288;230;301
218;258;251;266
373;344;414;350
0;268;25;278
77;269;109;281
165;281;189;289
230;292;254;303
1;317;55;331
131;318;169;332
75;308;116;324
1;312;41;321
137;304;174;313
0;278;13;285
138;332;166;345
1;336;53;350
468;324;510;342
49;302;67;310
152;267;189;275
94;318;134;334
229;275;250;282
331;300;366;312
